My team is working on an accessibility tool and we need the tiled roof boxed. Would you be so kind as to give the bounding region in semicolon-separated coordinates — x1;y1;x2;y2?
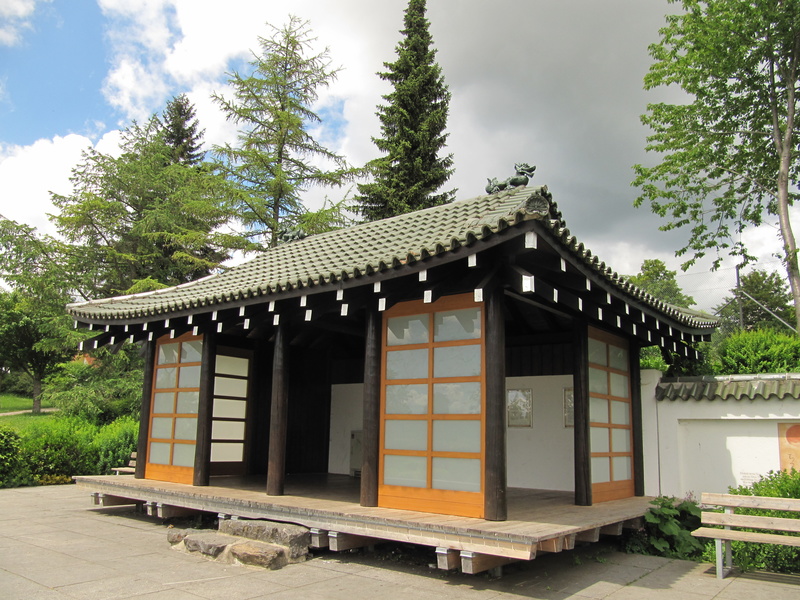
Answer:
656;374;800;402
66;185;718;329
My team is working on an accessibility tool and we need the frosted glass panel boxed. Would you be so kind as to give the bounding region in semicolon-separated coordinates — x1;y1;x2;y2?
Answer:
176;391;199;414
387;315;429;346
591;456;610;483
151;417;172;439
611;400;630;425
433;345;481;378
610;373;629;398
211;442;243;462
213;398;247;419
613;456;632;481
178;365;201;388
212;420;245;441
433;382;481;414
609;345;628;371
181;340;203;363
612;428;631;453
149;442;171;465
433;420;480;452
386;384;428;414
155;367;176;389
383;455;426;487
588;338;607;366
590;426;609;453
158;343;179;365
174;417;197;441
216;355;249;377
384;420;427;451
153;392;174;413
432;458;480;492
386;349;428;380
588;367;608;395
434;308;481;342
172;443;195;467
215;376;248;397
590;397;609;423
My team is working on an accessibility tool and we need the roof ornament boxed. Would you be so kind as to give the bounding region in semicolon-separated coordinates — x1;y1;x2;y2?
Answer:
277;226;308;244
485;162;536;195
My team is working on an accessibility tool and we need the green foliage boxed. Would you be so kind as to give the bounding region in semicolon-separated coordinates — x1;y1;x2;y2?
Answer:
628;259;695;308
0;394;52;413
162;93;205;165
0;426;30;488
42;345;144;425
0;372;34;397
716;269;795;336
357;0;455;221
715;329;800;375
213;16;357;248
633;0;800;330
701;470;800;573
91;415;139;475
639;346;669;372
624;496;704;559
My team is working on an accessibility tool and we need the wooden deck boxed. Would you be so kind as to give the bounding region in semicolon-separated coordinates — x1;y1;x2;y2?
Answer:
74;474;650;573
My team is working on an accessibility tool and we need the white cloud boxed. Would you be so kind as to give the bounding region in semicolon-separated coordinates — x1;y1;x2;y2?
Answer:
0;0;48;46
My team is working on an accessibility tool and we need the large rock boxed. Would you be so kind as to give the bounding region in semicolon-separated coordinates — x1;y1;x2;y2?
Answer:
167;528;202;545
229;540;288;569
183;532;240;558
219;520;310;560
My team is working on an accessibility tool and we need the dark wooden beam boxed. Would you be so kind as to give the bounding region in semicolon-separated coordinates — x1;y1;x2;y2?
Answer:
572;322;591;506
484;286;507;521
135;340;155;479
361;309;381;507
193;330;216;486
630;341;645;497
266;323;289;495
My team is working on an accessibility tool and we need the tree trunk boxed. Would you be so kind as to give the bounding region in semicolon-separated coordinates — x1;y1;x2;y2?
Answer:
32;378;42;414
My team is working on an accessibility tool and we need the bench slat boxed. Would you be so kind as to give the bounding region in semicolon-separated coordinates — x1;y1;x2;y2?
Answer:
692;527;800;547
702;511;800;534
701;492;800;512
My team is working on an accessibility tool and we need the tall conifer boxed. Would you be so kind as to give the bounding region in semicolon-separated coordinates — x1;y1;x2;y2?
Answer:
357;0;455;221
162;94;205;165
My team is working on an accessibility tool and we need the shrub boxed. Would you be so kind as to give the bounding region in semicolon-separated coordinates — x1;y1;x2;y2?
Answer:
702;470;800;574
716;329;800;375
0;370;34;397
91;415;139;475
623;495;704;560
18;417;99;483
0;425;31;487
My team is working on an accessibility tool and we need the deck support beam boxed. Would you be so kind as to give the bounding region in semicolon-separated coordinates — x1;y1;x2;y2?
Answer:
360;309;381;507
194;330;216;486
135;340;155;479
309;528;329;548
436;547;461;570
484;286;507;520
267;323;289;496
328;531;382;552
459;551;516;575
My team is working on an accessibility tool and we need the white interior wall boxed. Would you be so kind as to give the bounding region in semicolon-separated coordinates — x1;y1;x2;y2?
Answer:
327;383;363;475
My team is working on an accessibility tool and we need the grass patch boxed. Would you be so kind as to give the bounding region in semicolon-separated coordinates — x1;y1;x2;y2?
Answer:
0;394;53;414
0;412;58;433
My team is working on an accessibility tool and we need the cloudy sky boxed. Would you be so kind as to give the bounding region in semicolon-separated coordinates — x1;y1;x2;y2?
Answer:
0;0;790;311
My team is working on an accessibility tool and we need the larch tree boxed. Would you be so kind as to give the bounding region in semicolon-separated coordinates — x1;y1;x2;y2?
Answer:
212;17;356;248
633;0;800;329
356;0;455;221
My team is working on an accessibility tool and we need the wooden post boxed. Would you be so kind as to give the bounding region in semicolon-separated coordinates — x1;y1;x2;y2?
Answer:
266;323;288;496
629;341;644;496
573;322;592;506
361;309;381;507
193;331;216;486
135;339;155;479
484;287;507;521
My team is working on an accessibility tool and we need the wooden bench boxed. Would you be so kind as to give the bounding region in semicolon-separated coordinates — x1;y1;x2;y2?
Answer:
692;492;800;579
111;451;137;475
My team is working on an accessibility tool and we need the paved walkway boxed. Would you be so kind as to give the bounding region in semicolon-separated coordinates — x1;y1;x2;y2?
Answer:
1;485;798;599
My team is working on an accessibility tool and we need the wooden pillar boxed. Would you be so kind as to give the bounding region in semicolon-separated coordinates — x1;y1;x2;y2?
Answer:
266;323;289;496
484;287;507;521
193;331;216;486
135;339;156;479
573;322;592;506
361;309;381;507
629;341;645;496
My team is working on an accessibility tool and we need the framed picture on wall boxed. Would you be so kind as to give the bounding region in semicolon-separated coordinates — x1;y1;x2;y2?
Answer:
564;387;574;428
507;388;532;427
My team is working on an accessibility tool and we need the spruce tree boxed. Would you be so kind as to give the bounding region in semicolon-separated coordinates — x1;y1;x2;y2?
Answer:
357;0;455;221
162;94;205;165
